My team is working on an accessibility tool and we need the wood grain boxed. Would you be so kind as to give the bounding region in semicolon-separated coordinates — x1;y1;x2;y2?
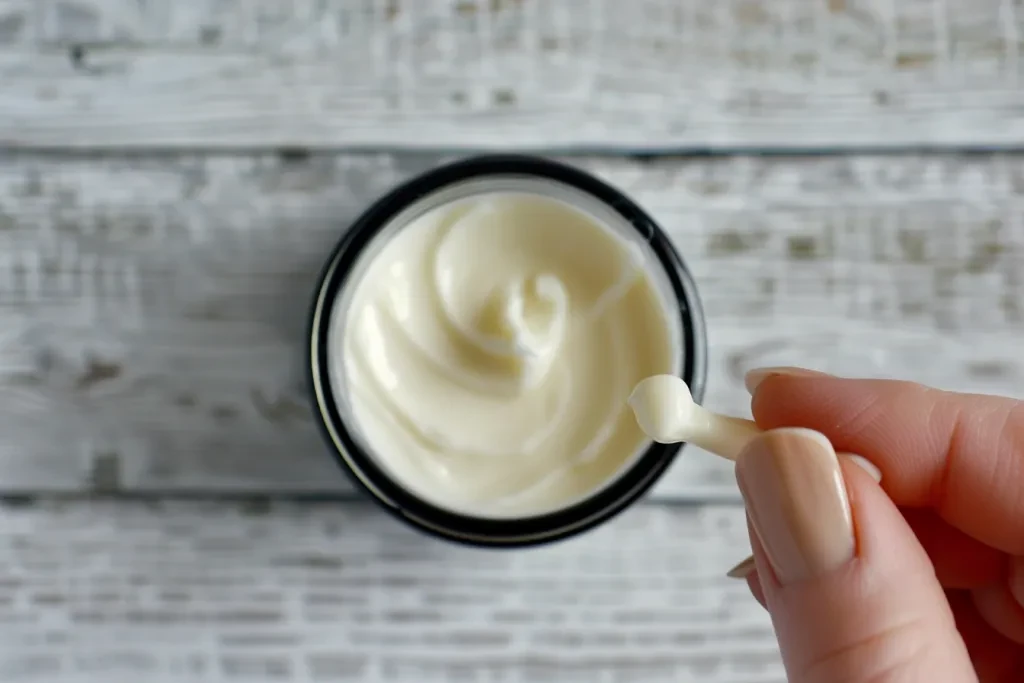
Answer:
2;0;1024;150
0;151;1021;497
0;499;779;683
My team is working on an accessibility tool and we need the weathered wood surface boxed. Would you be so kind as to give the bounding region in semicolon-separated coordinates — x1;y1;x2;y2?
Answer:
3;0;1024;150
0;152;1021;497
0;499;777;683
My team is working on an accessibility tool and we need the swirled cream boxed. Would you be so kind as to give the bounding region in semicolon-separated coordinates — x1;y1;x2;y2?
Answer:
337;190;677;517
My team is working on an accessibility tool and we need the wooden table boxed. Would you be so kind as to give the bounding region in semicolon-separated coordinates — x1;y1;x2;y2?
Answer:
1;1;1022;681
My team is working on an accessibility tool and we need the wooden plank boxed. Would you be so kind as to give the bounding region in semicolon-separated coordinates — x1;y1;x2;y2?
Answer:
2;0;1024;150
0;152;1021;497
0;499;779;683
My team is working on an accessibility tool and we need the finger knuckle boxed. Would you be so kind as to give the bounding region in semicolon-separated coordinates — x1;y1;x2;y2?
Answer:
798;614;935;683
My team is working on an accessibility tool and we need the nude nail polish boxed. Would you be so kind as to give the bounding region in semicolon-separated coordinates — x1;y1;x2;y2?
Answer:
726;555;756;579
846;454;882;483
735;428;855;584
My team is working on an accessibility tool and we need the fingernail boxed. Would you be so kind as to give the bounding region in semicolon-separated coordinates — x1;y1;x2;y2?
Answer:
726;555;756;579
744;367;830;394
736;428;854;584
845;454;882;483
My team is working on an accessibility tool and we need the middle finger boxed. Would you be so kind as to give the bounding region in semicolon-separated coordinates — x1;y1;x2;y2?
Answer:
903;508;1006;588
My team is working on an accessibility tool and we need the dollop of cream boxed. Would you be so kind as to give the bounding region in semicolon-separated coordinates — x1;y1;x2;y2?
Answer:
339;192;675;517
627;375;696;444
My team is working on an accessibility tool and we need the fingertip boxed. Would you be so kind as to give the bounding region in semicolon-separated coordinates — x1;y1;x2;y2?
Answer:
902;509;1007;589
746;571;767;610
844;454;882;483
748;376;941;508
949;588;1024;681
744;366;832;395
750;373;854;425
838;453;936;579
725;554;766;608
971;584;1024;644
726;555;756;579
1011;556;1024;611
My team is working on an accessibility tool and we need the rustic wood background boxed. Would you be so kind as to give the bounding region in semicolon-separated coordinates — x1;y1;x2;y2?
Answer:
0;152;1022;498
0;501;777;683
1;0;1023;681
4;0;1024;149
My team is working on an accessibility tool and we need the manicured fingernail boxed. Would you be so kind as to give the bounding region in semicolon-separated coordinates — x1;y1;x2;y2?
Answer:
845;454;882;482
744;367;830;394
726;555;756;579
736;428;854;584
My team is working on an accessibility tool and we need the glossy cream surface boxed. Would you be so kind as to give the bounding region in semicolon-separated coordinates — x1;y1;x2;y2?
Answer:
337;190;676;517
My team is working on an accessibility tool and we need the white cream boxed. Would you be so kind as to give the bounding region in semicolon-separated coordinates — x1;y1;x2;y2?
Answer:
333;189;678;517
628;375;761;459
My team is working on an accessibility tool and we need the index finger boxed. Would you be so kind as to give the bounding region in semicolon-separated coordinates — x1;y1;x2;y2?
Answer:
750;372;1024;554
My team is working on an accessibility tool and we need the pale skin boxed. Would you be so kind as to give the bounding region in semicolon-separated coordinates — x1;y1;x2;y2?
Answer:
736;367;1024;682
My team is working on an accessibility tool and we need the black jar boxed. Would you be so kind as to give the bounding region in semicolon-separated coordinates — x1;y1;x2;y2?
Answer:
308;155;707;547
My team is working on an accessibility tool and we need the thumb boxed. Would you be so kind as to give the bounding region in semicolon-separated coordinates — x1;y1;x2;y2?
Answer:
736;428;977;683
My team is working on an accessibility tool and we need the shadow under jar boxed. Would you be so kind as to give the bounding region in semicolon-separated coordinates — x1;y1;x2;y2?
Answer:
308;155;707;548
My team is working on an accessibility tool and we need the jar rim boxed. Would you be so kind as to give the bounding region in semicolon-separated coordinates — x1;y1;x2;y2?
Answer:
307;154;708;548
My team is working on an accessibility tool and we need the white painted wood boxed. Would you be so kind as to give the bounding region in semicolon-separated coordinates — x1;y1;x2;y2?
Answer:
0;499;779;683
2;0;1024;149
0;152;1021;497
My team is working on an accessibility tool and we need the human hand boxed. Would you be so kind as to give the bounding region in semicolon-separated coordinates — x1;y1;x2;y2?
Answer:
731;367;1024;682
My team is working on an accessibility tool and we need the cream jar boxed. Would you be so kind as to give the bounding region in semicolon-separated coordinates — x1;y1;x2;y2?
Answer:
308;155;706;547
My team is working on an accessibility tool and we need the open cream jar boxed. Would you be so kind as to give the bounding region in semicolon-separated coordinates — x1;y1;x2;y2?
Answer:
309;156;706;547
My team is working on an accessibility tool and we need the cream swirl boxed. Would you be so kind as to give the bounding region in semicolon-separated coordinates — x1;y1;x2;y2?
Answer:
339;192;676;517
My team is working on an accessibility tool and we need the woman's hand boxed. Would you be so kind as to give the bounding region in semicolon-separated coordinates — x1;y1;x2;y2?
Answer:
734;367;1024;682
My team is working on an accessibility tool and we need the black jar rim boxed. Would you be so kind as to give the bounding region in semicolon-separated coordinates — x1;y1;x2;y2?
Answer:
308;154;707;548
